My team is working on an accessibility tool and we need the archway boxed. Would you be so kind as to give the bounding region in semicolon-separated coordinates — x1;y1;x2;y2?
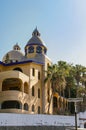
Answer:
2;78;22;91
13;67;23;72
24;103;29;111
1;100;22;109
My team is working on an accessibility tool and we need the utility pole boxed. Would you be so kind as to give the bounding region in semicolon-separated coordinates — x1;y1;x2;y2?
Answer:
68;98;83;130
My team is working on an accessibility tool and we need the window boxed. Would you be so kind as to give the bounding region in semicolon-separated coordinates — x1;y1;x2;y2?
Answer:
38;106;40;114
24;82;28;94
38;88;40;98
44;48;47;54
53;97;57;108
28;46;34;53
36;46;42;53
32;86;34;96
32;105;35;112
32;68;35;76
25;48;27;56
38;71;40;80
24;103;29;111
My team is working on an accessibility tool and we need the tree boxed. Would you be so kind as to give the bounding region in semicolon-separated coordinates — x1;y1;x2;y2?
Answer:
57;61;70;97
44;64;59;113
73;65;85;97
44;61;70;114
65;64;76;98
81;67;86;89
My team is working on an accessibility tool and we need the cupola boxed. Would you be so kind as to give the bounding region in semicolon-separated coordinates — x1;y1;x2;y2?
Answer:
25;28;47;58
13;43;21;51
2;44;24;63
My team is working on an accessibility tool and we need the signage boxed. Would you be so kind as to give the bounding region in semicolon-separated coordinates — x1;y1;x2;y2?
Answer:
68;98;83;102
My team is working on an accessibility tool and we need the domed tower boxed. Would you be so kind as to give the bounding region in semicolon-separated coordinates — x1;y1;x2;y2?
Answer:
2;44;24;63
25;28;47;61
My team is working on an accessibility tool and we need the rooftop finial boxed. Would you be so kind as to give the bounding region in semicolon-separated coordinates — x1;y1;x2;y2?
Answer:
13;43;21;50
32;27;40;36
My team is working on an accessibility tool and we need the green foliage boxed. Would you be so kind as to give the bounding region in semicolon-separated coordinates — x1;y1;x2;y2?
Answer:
44;60;86;114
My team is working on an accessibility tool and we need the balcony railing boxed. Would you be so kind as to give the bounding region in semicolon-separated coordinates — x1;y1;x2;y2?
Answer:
0;90;29;102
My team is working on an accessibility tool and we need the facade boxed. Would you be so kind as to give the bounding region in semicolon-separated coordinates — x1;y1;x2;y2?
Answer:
0;28;68;114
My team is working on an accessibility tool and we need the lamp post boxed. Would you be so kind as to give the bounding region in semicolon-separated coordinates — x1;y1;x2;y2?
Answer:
68;98;83;130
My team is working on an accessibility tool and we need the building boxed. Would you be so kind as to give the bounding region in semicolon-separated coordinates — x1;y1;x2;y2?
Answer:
0;28;68;114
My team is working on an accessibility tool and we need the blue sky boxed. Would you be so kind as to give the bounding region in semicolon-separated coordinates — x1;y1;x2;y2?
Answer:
0;0;86;66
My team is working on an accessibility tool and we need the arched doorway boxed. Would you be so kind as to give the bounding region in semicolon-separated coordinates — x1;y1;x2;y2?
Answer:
1;100;22;109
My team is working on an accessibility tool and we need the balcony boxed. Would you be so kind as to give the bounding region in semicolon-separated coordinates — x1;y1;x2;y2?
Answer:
0;90;29;102
0;70;29;82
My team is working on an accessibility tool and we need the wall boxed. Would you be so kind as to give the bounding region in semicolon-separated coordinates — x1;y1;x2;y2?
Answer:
0;126;67;130
0;113;75;126
0;113;85;129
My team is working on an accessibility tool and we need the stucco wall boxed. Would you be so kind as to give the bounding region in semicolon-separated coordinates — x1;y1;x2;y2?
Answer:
0;113;86;129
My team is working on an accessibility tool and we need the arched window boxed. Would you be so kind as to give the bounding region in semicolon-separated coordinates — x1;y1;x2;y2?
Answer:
38;106;40;114
53;97;57;108
36;46;42;53
32;86;34;96
38;88;40;98
28;46;34;53
24;103;29;111
32;105;35;112
13;67;23;72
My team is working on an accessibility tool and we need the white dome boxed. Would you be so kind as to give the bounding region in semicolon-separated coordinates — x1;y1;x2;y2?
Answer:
2;44;24;63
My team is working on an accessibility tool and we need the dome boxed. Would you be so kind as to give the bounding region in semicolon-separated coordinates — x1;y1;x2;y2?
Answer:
13;43;21;50
2;44;24;63
25;27;47;48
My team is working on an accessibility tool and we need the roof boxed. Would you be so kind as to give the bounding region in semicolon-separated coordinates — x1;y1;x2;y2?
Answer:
2;50;24;63
25;28;47;49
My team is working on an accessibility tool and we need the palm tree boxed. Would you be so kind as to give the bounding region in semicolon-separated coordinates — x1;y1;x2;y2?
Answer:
44;61;70;114
65;64;76;98
57;61;70;97
73;64;84;97
44;64;59;113
77;87;86;97
81;67;86;89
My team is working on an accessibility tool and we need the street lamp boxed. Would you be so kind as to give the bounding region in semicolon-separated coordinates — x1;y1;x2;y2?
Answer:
68;98;83;130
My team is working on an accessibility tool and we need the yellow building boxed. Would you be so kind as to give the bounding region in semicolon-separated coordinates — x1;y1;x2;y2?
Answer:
0;28;68;114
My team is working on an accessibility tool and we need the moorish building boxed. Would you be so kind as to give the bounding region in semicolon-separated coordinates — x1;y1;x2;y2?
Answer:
0;28;68;114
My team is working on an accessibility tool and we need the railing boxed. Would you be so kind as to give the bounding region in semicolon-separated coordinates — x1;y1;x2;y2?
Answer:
0;90;29;101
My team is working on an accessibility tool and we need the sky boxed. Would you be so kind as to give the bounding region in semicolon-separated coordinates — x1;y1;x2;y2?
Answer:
0;0;86;66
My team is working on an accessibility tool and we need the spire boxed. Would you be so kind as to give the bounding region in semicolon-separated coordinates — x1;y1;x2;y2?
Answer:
32;27;40;36
13;43;21;51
